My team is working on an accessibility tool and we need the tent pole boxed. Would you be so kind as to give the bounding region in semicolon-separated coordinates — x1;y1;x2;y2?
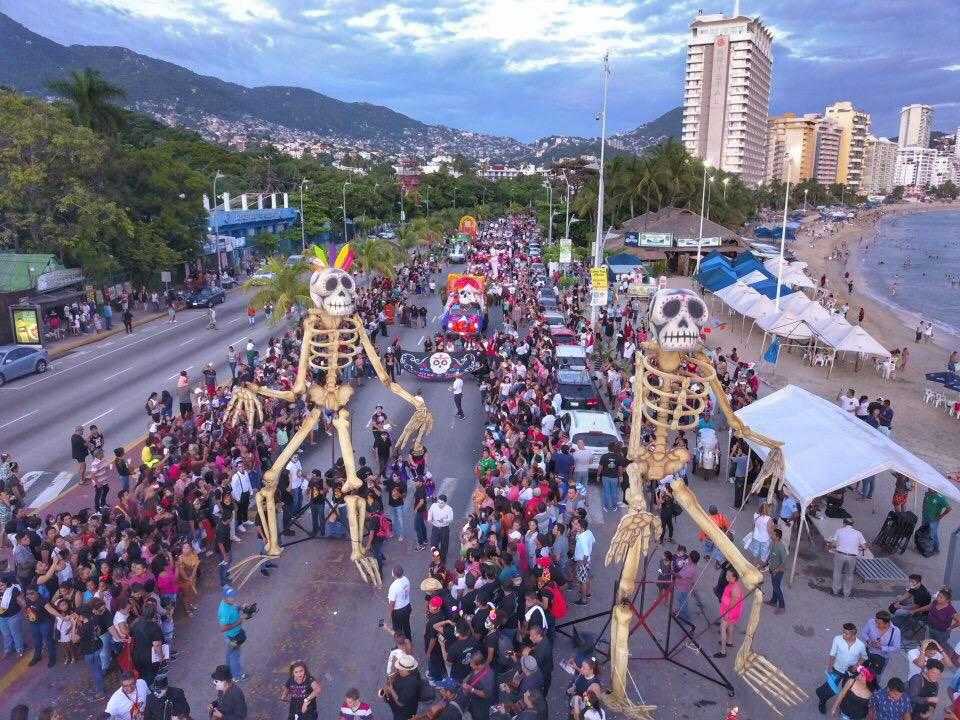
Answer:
788;509;808;587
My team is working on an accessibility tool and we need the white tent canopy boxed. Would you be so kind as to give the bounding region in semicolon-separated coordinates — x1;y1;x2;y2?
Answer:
785;273;816;289
736;385;957;581
757;310;814;339
715;282;754;305
739;270;768;285
728;288;766;314
740;295;777;319
827;325;891;357
777;292;812;314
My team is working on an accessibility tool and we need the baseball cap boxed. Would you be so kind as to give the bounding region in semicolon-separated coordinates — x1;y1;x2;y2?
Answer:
222;587;238;598
437;678;459;691
428;596;444;609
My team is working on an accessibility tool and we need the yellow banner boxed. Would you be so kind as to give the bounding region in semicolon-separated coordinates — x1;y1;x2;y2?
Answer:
590;267;608;290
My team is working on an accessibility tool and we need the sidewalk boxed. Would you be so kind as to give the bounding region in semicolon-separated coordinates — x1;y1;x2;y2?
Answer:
47;310;168;359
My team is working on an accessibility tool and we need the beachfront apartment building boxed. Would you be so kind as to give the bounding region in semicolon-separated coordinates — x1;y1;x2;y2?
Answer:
894;146;937;187
765;112;817;183
932;152;960;187
898;104;933;149
681;8;774;188
825;101;871;193
862;136;898;195
814;117;843;186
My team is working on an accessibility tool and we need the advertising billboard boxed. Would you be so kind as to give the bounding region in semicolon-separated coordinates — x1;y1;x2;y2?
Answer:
11;306;42;345
624;232;640;246
639;233;674;247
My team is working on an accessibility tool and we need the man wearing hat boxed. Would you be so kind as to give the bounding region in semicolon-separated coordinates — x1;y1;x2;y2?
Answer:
218;588;248;682
827;517;867;598
144;676;191;720
383;653;424;720
209;665;247;720
425;594;450;683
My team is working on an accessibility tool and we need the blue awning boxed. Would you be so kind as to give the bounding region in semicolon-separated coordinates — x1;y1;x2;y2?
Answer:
695;264;738;291
749;279;795;299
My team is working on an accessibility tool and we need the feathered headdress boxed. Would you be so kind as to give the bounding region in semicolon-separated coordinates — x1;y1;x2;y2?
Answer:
312;243;355;272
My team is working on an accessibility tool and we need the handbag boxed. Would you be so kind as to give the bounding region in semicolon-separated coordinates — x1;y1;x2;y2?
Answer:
229;628;247;648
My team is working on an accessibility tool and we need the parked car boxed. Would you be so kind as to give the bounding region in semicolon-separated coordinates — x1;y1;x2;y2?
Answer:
531;262;546;275
539;295;559;310
557;369;602;410
556;344;589;370
543;311;566;327
219;274;238;289
249;270;276;285
560;410;623;474
185;286;225;308
285;254;307;267
0;344;49;386
550;326;578;345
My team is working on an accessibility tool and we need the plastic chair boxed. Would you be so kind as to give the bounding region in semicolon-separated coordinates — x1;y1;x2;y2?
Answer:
933;392;947;409
924;387;936;404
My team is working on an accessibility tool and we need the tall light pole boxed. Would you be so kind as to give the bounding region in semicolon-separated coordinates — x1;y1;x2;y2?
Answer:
774;157;793;311
543;180;553;243
342;180;351;242
212;170;224;278
425;186;430;215
694;161;711;275
592;53;611;296
706;174;714;222
452;184;458;210
803;188;809;213
562;171;572;238
723;176;730;202
398;182;404;225
299;178;309;252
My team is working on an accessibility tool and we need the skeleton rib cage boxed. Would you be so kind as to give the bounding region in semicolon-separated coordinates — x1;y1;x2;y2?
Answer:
638;352;715;433
308;319;362;376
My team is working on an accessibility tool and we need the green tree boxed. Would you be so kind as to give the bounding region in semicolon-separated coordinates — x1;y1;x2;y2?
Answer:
48;68;127;134
350;237;400;279
242;256;311;326
251;231;279;255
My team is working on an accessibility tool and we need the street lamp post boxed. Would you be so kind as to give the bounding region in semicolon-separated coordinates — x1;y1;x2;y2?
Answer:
694;161;711;275
723;176;730;202
543;180;553;244
212;170;224;279
398;182;404;225
299;179;309;252
706;175;714;222
803;188;809;213
562;172;572;238
774;158;793;310
342;180;351;242
591;52;611;328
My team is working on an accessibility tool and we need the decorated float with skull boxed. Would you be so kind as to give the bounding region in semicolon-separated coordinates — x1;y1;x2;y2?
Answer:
441;273;487;336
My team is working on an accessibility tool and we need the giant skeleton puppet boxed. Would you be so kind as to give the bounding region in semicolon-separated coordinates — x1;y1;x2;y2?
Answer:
224;245;434;587
604;288;805;718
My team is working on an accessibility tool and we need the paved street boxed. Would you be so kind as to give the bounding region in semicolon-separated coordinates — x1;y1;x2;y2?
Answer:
1;289;311;508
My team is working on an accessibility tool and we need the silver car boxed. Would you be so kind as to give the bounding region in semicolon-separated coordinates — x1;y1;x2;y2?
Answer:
0;344;49;385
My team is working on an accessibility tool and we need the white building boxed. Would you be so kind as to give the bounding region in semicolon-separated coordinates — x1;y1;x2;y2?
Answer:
897;104;933;149
894;147;937;187
932;152;960;187
955;127;960;157
421;155;462;176
814;117;842;185
862;136;898;195
681;8;774;187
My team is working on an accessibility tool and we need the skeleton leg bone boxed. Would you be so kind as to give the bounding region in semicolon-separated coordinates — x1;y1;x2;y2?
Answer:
333;409;382;587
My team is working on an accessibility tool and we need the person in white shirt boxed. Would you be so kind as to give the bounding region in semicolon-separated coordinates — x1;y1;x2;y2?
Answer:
839;389;858;414
230;462;253;530
828;518;867;598
571;440;593;489
541;412;556;436
815;623;868;712
386;566;412;640
105;672;149;720
573;517;596;606
427;494;454;559
452;373;465;419
623;340;636;363
906;640;944;680
286;454;306;513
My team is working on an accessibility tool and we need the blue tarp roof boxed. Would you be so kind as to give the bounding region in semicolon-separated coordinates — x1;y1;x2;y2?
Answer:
700;250;731;270
695;264;738;291
606;253;646;267
732;251;761;267
749;279;794;299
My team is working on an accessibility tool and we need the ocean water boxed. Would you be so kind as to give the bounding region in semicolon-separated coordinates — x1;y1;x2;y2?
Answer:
861;209;960;336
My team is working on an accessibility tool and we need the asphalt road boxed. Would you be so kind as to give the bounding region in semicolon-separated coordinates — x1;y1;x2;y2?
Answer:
0;289;324;507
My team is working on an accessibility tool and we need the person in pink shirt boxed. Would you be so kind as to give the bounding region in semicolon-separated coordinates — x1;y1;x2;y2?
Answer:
155;561;180;606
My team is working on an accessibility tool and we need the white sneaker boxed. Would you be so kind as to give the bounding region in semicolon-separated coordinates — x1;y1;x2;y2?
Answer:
244;521;255;527
238;525;247;533
231;535;242;542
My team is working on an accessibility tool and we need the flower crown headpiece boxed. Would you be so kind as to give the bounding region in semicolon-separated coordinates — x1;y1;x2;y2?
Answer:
312;244;355;272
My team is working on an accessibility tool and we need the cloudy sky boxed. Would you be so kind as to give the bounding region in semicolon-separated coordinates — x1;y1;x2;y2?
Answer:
3;0;959;141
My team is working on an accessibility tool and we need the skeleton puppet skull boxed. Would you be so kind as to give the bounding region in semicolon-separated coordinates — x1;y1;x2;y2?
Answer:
649;288;708;352
310;267;356;316
429;352;452;375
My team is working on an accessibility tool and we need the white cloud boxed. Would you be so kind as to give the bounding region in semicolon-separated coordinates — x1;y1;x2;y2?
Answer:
73;0;287;26
339;0;685;72
942;64;960;72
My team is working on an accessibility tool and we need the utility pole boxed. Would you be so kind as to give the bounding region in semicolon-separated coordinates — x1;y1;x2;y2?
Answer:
212;170;224;278
694;162;711;275
590;53;611;329
543;180;553;244
774;158;792;311
562;171;572;238
342;180;351;243
299;178;309;252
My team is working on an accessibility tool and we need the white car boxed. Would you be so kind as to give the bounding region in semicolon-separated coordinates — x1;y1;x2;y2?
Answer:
561;410;623;473
249;270;276;285
448;244;467;263
556;345;588;370
543;311;566;327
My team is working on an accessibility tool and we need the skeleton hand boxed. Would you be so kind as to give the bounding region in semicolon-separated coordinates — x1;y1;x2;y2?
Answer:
606;509;661;567
355;554;383;587
225;384;264;428
602;694;657;720
735;648;806;715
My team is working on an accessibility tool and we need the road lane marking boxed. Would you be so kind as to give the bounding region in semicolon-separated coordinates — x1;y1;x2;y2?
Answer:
168;366;193;380
178;338;194;347
0;313;205;390
227;317;243;324
102;366;134;381
0;409;39;430
418;336;424;345
80;408;114;426
19;470;45;492
30;471;74;508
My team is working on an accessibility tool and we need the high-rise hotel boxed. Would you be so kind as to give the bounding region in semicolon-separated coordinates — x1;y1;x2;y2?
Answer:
681;4;774;187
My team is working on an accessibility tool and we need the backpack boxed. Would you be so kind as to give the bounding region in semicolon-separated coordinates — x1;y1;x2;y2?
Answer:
371;513;394;540
544;582;568;620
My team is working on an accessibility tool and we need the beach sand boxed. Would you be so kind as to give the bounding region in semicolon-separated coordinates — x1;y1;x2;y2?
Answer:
701;200;960;473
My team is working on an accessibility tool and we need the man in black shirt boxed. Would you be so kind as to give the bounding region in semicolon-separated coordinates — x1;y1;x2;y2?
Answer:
216;513;233;587
413;476;429;551
385;653;423;720
70;425;88;481
598;442;626;513
442;623;478;682
145;676;191;720
384;471;408;543
24;585;56;667
891;573;932;630
528;625;553;693
75;606;107;696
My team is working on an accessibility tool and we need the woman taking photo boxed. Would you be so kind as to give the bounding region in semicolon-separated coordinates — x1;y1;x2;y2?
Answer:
830;665;877;719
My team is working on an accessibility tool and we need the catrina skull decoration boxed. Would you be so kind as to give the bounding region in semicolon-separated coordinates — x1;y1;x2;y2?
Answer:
649;288;708;352
311;266;356;316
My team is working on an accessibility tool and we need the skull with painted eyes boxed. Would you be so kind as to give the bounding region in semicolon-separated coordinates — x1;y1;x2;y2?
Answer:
649;288;708;352
310;267;356;316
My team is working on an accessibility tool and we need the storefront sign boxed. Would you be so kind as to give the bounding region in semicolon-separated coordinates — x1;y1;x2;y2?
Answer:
11;306;42;345
627;283;656;298
398;351;481;380
676;237;722;248
590;267;608;291
624;232;640;246
35;268;84;293
639;233;674;247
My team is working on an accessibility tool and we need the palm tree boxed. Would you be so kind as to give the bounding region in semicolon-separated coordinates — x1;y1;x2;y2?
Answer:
48;68;127;134
571;176;599;232
243;257;311;326
351;237;400;279
634;155;668;220
652;139;697;209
